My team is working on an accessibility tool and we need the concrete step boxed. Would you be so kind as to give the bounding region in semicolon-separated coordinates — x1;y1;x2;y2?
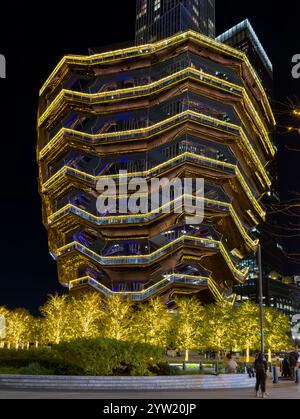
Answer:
0;374;255;390
0;376;251;380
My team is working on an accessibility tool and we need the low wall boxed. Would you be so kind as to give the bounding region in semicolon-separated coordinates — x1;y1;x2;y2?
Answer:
0;374;255;390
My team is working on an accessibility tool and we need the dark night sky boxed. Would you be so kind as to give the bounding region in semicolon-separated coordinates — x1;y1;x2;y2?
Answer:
0;1;299;313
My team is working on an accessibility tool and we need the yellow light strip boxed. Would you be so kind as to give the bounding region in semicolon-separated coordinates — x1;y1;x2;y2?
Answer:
48;192;258;250
56;235;249;282
69;274;234;304
43;151;234;188
239;90;275;156
39;110;237;159
207;278;236;306
42;151;266;219
38;110;271;187
39;30;275;126
39;67;241;127
239;129;271;188
69;274;209;297
38;67;274;156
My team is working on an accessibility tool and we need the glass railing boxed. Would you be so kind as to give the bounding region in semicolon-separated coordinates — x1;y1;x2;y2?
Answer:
45;150;236;185
44;151;263;217
57;235;248;283
39;31;275;131
37;31;255;101
40;111;240;157
55;50;241;97
207;278;236;305
40;111;269;192
69;274;209;301
49;197;257;251
49;196;230;226
39;65;274;159
49;146;235;181
69;273;236;304
39;67;243;127
40;112;269;216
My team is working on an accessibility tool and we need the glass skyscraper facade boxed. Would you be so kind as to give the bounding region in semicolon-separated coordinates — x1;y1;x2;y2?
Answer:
216;20;273;97
135;0;215;45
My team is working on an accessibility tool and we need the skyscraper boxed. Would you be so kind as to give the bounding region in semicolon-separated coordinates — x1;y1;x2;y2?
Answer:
135;0;215;44
37;6;276;304
216;20;273;97
217;20;300;316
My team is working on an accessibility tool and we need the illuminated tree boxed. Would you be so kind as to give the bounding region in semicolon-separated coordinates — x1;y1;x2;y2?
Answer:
0;306;9;348
5;308;33;349
0;290;293;358
264;307;291;354
234;301;260;361
172;297;204;362
132;298;172;347
100;296;133;341
40;294;70;345
30;317;44;348
68;292;103;340
202;303;234;356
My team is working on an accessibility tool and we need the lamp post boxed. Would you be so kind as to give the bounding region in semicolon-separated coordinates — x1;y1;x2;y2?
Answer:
257;244;265;355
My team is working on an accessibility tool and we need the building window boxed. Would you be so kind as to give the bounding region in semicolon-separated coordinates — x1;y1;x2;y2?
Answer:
137;0;148;18
193;5;199;16
154;0;161;11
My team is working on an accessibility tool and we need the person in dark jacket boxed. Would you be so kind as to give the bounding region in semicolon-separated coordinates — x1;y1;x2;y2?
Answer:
254;353;268;398
282;356;291;378
289;354;297;379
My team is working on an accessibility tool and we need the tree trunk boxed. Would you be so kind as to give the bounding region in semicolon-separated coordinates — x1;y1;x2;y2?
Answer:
246;345;250;363
268;348;272;363
185;349;189;362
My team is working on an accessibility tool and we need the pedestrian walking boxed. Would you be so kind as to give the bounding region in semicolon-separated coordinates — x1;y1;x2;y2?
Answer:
289;353;297;380
254;353;268;398
282;355;291;378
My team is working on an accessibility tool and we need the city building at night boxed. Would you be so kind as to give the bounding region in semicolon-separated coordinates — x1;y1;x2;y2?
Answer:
235;270;300;319
217;20;297;312
216;19;273;97
37;4;276;304
135;0;215;44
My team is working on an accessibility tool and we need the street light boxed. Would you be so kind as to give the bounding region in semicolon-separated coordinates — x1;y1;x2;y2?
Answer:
257;244;265;356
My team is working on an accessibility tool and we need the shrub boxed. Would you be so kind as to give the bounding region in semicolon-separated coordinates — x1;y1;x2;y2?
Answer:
0;339;163;376
149;361;181;376
0;348;83;376
19;362;54;376
52;338;163;376
0;366;21;375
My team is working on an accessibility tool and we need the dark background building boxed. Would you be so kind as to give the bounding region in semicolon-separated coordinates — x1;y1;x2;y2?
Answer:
135;0;215;44
216;18;300;315
216;19;273;97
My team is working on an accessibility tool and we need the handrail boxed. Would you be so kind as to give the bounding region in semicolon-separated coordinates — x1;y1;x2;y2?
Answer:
44;152;236;187
39;30;276;127
56;235;249;283
69;274;209;301
39;111;271;189
69;274;235;304
42;152;266;220
48;195;258;250
39;67;274;157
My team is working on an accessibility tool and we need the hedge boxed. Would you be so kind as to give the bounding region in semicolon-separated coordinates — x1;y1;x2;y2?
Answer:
52;338;163;376
0;338;163;376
